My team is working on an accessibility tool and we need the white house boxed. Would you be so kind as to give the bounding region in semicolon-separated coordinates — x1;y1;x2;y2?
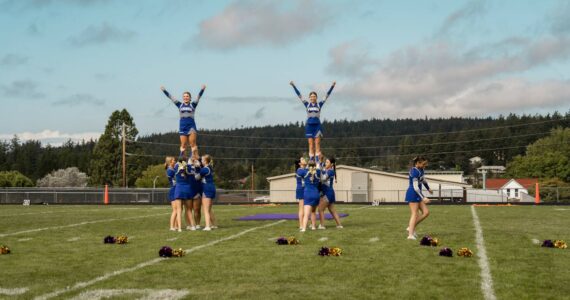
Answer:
485;178;538;202
267;165;470;203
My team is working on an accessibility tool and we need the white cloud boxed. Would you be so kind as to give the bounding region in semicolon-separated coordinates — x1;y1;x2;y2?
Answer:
68;23;136;47
0;130;100;146
192;0;331;50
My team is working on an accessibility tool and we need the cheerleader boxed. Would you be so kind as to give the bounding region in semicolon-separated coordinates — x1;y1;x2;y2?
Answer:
172;157;192;232
160;85;206;158
289;81;336;163
165;156;177;231
405;156;433;240
298;161;321;232
317;157;343;229
295;157;316;230
185;156;203;230
196;154;217;231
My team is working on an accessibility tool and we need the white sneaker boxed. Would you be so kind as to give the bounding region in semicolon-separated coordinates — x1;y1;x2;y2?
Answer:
211;226;218;229
187;226;196;231
406;227;416;237
169;228;176;231
336;225;343;229
177;229;182;232
407;235;416;240
318;225;326;230
203;227;212;231
300;228;306;232
311;226;316;231
195;225;201;229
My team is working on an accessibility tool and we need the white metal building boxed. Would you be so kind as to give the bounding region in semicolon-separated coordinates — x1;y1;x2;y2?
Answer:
267;165;470;203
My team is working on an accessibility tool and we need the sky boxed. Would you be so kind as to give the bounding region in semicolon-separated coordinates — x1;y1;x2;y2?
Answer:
0;0;569;145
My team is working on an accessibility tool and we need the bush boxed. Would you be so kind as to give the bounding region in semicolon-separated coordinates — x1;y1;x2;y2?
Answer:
36;167;89;187
0;171;34;187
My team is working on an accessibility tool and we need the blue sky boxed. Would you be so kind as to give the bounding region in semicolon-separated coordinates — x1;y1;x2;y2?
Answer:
1;0;569;145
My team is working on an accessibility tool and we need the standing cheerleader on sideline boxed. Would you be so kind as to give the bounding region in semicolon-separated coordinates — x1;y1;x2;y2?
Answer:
405;156;433;240
298;161;321;232
289;81;336;162
165;156;177;231
160;84;206;158
317;157;343;229
185;156;203;230
173;157;192;232
196;154;217;231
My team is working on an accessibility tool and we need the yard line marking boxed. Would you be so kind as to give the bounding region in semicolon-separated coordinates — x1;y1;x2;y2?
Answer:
35;220;285;300
369;237;379;243
554;208;570;211
471;206;497;300
17;238;33;242
0;207;147;218
69;289;189;300
166;237;178;241
0;213;169;238
531;238;540;245
318;237;328;242
67;237;81;242
343;206;371;211
0;287;29;296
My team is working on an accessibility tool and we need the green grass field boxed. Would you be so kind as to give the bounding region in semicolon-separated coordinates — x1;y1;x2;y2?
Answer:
1;204;569;299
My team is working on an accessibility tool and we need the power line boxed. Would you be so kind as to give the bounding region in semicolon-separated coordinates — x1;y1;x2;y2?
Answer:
195;117;567;140
128;131;551;150
125;141;570;161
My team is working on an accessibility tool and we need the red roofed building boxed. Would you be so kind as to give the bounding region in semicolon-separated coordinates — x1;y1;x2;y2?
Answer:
485;178;538;201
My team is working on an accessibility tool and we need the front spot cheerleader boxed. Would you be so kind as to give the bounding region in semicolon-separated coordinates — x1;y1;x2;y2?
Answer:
317;157;343;229
165;156;177;231
295;157;316;230
290;81;336;162
160;85;206;158
298;160;321;232
405;156;433;240
173;157;192;232
196;154;217;231
185;156;203;230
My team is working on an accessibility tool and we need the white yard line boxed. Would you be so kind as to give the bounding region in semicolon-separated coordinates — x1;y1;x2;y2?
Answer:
35;220;286;300
69;289;189;300
0;287;29;296
0;213;169;238
470;206;497;300
369;237;379;243
0;207;147;218
318;237;329;242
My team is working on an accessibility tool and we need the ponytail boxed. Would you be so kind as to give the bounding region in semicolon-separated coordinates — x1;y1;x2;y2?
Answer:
412;156;427;166
329;157;337;183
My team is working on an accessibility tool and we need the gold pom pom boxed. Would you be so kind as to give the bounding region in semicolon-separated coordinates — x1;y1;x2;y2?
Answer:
457;247;473;257
173;248;186;257
0;245;10;255
116;236;128;244
287;237;299;245
554;240;567;249
329;247;342;256
430;238;440;247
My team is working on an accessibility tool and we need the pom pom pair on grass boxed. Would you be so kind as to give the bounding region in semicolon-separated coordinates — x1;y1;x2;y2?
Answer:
159;246;185;258
318;247;342;256
438;247;473;257
419;235;440;247
276;237;299;245
103;235;128;244
541;239;567;249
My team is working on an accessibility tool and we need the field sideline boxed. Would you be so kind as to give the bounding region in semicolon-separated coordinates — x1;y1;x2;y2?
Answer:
1;204;569;299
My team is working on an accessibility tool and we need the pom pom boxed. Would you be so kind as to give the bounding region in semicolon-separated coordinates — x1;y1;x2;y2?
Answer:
439;247;453;257
0;245;10;255
541;240;555;248
554;240;567;249
116;235;128;244
457;247;473;257
420;235;440;247
419;235;432;246
104;235;116;244
430;238;440;247
159;246;173;257
276;237;288;245
318;247;330;256
287;237;299;245
329;247;342;256
173;248;186;257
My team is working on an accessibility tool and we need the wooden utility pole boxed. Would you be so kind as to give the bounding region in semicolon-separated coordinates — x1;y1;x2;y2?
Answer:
251;163;255;192
122;122;126;188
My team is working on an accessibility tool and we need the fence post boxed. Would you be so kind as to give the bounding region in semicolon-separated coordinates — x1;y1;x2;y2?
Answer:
535;182;540;205
556;187;559;203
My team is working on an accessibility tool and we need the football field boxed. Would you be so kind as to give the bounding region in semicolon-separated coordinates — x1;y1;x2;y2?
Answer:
1;204;569;299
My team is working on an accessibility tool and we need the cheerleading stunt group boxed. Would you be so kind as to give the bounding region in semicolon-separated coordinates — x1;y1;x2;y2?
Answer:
160;81;432;240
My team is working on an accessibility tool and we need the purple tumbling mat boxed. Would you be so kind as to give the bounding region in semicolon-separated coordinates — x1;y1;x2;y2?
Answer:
236;213;349;221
